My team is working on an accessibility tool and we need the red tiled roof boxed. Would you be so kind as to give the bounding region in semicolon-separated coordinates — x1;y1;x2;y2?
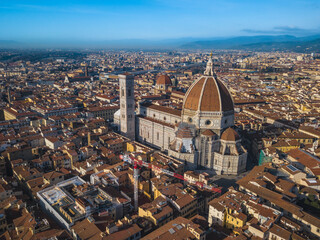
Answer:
183;76;233;112
221;127;240;141
156;75;172;85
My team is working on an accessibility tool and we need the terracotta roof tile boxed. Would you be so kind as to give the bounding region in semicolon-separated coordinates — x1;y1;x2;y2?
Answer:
184;76;233;112
156;75;172;85
221;128;240;141
201;129;216;136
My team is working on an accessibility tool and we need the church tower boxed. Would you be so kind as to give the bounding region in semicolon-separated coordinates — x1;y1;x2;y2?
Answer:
119;73;135;140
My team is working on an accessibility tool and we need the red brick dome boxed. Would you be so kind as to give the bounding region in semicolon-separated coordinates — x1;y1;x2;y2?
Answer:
221;127;240;141
183;76;233;112
156;75;172;85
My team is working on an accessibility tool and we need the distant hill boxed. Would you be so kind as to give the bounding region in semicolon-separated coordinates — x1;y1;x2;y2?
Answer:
181;35;297;49
181;35;320;52
236;38;320;52
0;40;20;48
1;35;320;52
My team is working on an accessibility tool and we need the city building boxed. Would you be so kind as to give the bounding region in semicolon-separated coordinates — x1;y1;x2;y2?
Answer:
116;56;248;174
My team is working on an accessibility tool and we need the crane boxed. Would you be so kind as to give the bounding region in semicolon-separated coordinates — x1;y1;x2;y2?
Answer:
120;153;221;212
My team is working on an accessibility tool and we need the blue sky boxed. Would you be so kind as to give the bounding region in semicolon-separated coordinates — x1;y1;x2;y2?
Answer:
1;0;320;41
